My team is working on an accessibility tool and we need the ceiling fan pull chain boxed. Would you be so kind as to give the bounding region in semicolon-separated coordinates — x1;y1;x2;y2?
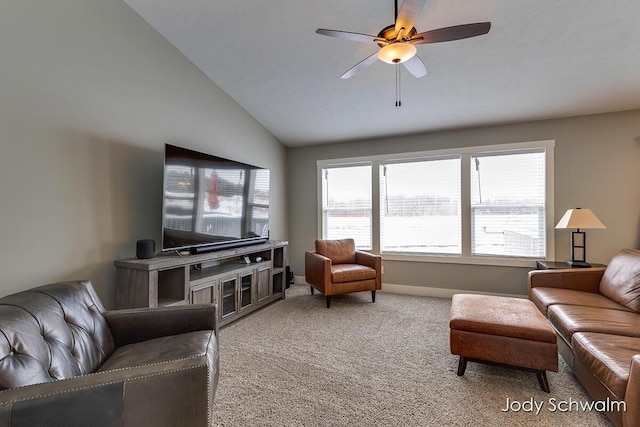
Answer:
395;64;398;106
396;63;402;107
399;63;402;106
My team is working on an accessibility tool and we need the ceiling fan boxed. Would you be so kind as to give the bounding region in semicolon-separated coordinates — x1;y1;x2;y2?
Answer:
316;0;491;79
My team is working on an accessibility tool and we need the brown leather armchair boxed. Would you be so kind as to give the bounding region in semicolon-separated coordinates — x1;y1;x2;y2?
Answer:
305;239;382;308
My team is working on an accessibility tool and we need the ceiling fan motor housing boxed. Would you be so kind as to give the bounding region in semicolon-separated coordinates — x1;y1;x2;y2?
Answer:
376;24;418;46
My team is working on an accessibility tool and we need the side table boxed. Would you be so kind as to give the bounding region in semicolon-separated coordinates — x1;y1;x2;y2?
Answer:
536;261;606;270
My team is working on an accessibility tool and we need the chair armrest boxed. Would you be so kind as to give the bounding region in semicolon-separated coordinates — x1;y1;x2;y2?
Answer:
305;251;331;292
0;356;212;426
355;251;381;270
356;251;382;289
527;268;605;296
104;304;217;348
624;354;640;427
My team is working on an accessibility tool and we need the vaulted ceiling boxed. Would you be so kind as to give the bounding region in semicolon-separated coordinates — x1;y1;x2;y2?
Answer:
123;0;640;147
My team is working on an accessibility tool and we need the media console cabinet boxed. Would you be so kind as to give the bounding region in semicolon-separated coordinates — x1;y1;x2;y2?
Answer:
114;240;287;327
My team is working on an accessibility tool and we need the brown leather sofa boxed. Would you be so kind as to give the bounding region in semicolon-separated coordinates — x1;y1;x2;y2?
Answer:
0;280;219;426
305;239;382;308
528;249;640;427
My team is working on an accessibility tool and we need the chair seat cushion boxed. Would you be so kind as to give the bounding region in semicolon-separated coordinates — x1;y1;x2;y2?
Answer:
98;330;216;372
572;332;640;399
331;264;376;283
531;287;632;316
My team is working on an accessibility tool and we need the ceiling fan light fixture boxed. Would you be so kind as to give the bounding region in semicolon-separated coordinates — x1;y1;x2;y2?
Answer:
377;43;417;64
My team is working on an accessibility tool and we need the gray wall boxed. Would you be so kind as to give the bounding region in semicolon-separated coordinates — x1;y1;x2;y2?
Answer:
288;110;640;295
0;0;287;308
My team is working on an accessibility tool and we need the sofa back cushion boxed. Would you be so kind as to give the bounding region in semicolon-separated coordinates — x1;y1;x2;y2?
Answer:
0;281;115;390
599;249;640;313
315;239;356;264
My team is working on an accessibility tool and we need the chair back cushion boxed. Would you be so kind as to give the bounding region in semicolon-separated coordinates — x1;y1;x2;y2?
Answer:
0;281;115;390
315;239;356;264
599;249;640;313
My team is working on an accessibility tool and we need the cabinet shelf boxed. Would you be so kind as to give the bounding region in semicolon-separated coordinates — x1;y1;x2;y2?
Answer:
190;261;271;286
158;297;187;307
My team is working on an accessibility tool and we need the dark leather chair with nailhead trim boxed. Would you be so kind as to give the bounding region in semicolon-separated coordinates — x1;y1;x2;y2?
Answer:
0;280;218;426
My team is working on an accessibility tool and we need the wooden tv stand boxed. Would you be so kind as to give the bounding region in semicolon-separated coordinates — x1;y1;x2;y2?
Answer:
114;240;287;327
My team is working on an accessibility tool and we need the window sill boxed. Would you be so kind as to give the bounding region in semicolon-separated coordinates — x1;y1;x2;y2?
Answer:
382;253;540;268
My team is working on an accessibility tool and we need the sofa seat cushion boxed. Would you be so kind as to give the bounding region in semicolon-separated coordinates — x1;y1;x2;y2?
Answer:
330;264;376;283
572;332;640;399
98;330;217;372
531;287;632;316
548;304;640;345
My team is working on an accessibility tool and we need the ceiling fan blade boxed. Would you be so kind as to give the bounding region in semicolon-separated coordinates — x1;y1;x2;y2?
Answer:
316;29;386;44
395;0;428;36
341;52;379;79
402;55;427;78
410;22;491;45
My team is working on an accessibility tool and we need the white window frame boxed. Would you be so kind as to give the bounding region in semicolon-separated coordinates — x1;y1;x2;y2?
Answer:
317;140;555;268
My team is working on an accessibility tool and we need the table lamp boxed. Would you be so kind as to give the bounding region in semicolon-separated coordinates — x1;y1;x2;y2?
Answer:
555;208;606;267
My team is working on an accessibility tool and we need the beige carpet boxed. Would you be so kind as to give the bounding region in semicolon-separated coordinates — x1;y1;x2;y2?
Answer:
212;284;612;426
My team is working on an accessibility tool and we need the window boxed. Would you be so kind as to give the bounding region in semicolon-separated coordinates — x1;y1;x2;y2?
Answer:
317;140;554;266
380;157;461;254
470;151;546;257
321;164;372;249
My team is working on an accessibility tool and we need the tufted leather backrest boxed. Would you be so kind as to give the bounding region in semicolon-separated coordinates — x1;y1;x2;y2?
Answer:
599;249;640;313
0;281;115;390
315;239;356;264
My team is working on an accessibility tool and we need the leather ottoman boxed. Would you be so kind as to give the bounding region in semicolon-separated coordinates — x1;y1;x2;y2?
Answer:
449;294;558;392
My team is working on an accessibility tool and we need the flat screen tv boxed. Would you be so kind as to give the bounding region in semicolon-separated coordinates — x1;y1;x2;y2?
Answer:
162;144;270;254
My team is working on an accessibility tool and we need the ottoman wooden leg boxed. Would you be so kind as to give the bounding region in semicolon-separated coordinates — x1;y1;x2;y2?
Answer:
537;370;550;393
457;356;467;376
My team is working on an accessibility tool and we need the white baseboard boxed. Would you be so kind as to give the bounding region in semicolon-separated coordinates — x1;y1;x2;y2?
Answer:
295;276;526;299
381;283;527;299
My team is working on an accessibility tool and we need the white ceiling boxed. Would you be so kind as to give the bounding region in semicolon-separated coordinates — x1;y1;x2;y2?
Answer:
122;0;640;147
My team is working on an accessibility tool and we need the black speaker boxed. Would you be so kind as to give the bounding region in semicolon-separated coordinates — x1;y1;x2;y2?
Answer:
285;266;294;289
136;239;155;259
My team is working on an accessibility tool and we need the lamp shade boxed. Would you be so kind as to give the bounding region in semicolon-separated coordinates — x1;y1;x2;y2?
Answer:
377;43;417;64
555;208;606;230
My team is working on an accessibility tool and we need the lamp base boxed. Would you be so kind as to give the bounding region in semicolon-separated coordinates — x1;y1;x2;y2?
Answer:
566;260;592;268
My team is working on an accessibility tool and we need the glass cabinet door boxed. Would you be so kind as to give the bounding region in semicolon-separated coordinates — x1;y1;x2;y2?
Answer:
221;277;237;318
240;272;253;310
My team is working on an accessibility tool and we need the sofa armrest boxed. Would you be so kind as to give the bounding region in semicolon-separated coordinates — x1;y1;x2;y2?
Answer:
104;304;217;347
0;356;213;426
527;268;606;296
624;355;640;427
305;251;331;293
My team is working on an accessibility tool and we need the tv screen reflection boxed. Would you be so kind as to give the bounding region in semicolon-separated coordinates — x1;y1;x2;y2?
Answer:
162;146;270;251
